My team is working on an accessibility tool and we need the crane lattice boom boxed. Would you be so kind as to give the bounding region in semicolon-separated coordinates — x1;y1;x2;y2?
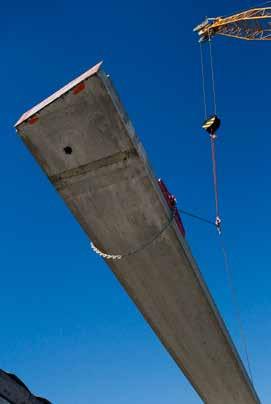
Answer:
194;7;271;41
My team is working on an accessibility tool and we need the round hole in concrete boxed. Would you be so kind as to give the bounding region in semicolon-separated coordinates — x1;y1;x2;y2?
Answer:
63;146;73;155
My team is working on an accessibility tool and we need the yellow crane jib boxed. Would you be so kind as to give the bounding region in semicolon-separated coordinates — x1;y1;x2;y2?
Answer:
194;6;271;42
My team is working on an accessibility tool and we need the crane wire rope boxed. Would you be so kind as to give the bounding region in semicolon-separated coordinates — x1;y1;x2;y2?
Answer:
219;236;254;384
179;208;216;227
200;42;208;120
208;34;218;114
199;37;255;386
200;35;221;230
210;132;221;229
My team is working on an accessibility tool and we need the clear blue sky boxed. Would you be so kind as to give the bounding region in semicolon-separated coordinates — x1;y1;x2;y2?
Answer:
1;0;270;403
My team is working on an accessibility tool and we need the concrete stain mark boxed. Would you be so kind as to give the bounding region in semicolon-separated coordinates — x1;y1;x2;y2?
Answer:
50;148;138;188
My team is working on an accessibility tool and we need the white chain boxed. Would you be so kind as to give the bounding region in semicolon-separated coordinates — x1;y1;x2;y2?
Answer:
90;242;122;260
90;208;176;261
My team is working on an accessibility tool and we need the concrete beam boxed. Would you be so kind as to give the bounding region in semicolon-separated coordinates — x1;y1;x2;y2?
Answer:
15;63;260;404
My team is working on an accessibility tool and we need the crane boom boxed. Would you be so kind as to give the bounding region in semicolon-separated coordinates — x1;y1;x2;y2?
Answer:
194;6;271;41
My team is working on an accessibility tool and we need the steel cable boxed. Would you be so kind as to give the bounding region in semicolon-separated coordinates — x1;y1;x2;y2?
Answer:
208;35;218;114
219;235;255;385
200;42;208;119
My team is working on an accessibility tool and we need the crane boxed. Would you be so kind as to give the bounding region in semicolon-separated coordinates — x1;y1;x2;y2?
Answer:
194;5;269;387
194;4;271;234
194;4;271;42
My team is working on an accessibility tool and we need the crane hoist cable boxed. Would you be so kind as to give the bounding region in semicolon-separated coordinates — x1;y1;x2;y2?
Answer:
196;10;259;387
208;37;217;115
195;1;271;233
199;35;222;234
219;236;255;385
199;43;207;120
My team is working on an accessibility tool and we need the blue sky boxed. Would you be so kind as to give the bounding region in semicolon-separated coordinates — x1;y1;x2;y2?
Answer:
1;0;270;402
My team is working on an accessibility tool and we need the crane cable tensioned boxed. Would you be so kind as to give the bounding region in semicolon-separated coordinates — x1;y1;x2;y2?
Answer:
219;236;254;385
210;132;221;231
199;36;255;386
208;36;217;115
200;33;221;233
199;42;208;120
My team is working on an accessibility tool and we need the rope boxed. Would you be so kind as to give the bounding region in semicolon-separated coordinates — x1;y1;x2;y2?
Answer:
208;34;217;114
200;36;221;231
200;42;208;119
90;208;176;260
218;235;254;385
179;208;216;227
197;35;255;390
210;133;221;232
90;205;220;261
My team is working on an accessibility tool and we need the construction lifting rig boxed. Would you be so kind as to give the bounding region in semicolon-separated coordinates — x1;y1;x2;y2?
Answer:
13;5;269;404
194;3;271;234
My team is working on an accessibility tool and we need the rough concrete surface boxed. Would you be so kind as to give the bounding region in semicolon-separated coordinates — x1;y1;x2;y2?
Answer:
16;63;260;404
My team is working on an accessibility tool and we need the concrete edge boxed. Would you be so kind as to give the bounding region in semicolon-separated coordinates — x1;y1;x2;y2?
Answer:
14;61;103;128
97;68;260;404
